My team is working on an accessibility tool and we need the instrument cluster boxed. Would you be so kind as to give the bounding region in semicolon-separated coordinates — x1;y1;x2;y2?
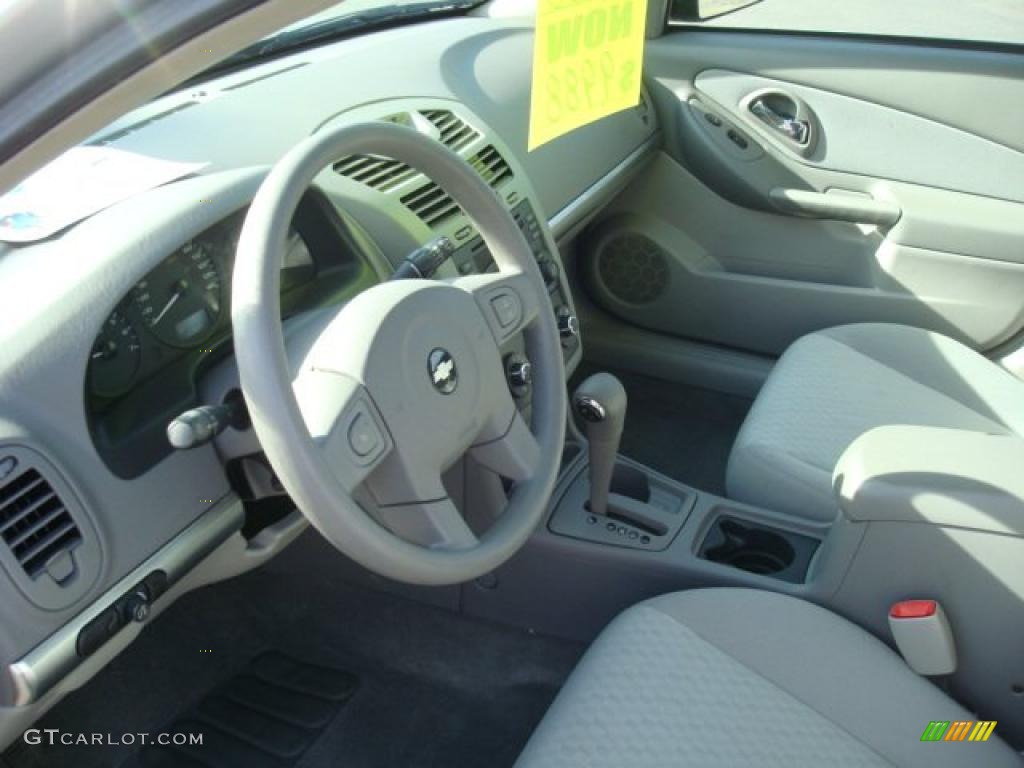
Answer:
87;214;313;401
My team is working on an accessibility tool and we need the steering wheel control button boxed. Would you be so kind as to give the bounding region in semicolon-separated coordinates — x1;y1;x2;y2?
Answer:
341;400;388;468
348;413;379;457
428;348;458;395
490;292;521;329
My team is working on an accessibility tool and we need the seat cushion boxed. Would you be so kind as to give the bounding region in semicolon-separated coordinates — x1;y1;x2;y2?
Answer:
516;589;1020;768
726;323;1024;521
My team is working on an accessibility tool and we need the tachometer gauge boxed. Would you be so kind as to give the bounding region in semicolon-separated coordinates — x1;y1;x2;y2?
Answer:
89;310;141;398
134;239;223;347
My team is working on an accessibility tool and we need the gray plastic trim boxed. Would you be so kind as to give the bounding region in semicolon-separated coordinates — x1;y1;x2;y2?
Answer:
6;495;242;707
768;188;901;227
550;135;660;240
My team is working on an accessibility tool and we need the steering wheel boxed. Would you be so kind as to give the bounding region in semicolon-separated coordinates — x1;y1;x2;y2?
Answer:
231;122;567;585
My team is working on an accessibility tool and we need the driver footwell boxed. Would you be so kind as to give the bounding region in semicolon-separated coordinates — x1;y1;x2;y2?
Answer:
5;532;583;768
124;651;358;767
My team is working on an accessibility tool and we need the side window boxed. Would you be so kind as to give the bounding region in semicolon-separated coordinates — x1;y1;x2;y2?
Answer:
667;0;1024;47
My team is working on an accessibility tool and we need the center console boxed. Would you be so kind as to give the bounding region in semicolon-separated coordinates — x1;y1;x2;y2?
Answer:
547;372;828;582
463;370;858;644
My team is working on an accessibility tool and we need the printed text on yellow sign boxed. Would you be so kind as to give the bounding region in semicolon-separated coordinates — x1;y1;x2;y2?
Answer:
528;0;648;150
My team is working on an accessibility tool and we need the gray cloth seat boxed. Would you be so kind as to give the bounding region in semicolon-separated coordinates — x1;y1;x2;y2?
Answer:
726;323;1024;521
516;588;1021;768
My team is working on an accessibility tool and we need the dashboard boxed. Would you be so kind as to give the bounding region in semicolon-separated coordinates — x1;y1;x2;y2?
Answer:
0;13;658;715
85;193;380;479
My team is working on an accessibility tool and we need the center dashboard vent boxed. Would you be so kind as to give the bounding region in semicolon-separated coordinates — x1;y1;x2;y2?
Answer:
469;145;513;188
333;108;481;192
400;181;462;229
422;109;480;151
402;144;514;230
0;467;82;581
333;154;418;192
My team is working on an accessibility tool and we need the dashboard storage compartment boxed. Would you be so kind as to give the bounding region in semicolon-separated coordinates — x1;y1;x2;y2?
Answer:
699;515;820;583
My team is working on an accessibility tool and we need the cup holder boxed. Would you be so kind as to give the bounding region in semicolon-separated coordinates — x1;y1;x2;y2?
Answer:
725;549;791;576
699;515;820;583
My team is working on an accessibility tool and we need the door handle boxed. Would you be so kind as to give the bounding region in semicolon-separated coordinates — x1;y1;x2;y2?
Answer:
749;98;810;145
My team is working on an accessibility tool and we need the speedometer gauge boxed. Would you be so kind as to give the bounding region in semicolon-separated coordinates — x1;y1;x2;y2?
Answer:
134;239;222;347
89;310;141;398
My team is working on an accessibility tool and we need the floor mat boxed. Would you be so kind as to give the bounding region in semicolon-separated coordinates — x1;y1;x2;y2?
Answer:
123;652;357;768
572;365;753;496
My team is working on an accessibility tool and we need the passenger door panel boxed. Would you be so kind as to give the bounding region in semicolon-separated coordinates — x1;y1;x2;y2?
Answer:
583;31;1024;356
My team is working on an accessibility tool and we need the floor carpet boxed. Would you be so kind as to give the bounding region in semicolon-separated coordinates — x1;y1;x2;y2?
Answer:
571;365;753;496
5;532;583;768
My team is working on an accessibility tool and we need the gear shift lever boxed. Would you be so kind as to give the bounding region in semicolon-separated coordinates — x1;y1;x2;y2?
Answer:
573;373;627;516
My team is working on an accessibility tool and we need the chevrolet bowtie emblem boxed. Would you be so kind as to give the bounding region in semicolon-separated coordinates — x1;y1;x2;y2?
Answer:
433;358;454;385
427;348;458;395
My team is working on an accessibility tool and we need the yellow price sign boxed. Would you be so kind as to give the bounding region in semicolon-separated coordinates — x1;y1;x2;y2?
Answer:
528;0;648;151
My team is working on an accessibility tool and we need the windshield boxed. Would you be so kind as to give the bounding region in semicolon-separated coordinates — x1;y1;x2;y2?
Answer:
276;0;446;33
0;0;485;242
207;0;485;76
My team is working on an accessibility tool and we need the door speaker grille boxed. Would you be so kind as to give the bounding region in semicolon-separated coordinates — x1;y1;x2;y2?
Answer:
597;233;669;305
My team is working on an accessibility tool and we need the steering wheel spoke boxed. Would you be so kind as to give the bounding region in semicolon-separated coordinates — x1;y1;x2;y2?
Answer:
293;369;393;494
374;496;478;551
454;270;542;345
470;409;540;483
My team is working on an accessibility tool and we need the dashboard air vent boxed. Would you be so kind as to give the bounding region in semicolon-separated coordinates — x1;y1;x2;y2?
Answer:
333;154;418;192
0;468;82;581
469;145;513;188
401;181;462;229
421;109;479;151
